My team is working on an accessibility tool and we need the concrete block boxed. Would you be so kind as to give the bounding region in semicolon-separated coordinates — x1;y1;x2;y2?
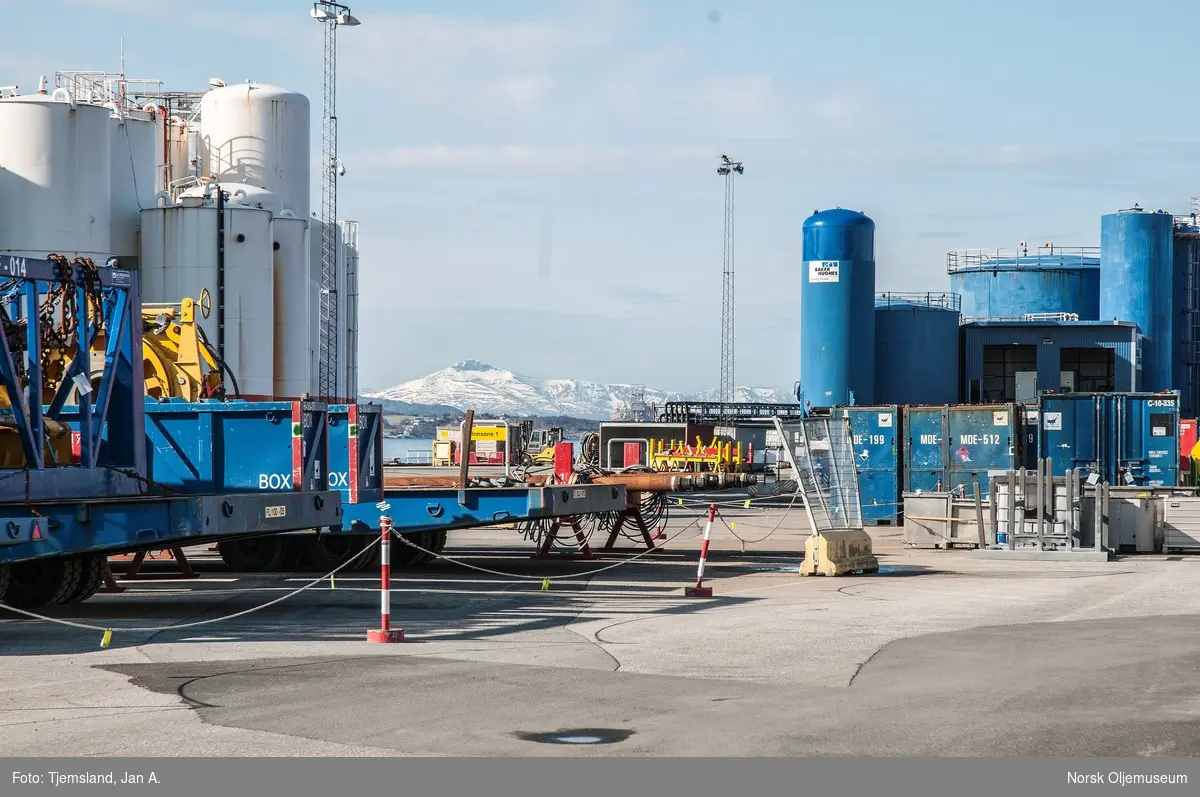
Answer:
800;530;879;577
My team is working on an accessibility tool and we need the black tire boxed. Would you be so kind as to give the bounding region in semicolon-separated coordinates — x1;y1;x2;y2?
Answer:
2;557;83;609
63;555;106;604
391;532;427;567
274;536;310;572
301;534;368;572
350;542;378;572
430;529;448;555
0;564;10;602
217;536;289;571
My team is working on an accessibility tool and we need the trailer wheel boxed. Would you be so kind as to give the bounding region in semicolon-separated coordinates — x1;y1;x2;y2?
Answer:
430;529;448;555
63;556;106;604
409;531;438;565
275;536;310;572
3;557;83;609
217;537;289;572
349;543;377;572
390;532;427;568
302;534;368;572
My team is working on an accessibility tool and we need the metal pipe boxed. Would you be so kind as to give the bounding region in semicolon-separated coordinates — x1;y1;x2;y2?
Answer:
1036;457;1045;550
1064;463;1074;549
1015;467;1026;549
216;184;226;363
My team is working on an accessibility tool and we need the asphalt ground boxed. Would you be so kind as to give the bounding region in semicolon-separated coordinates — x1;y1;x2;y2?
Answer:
3;500;1200;756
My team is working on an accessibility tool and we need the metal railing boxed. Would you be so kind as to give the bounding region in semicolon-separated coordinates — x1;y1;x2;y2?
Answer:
876;292;961;312
947;246;1100;272
961;312;1082;324
55;71;164;108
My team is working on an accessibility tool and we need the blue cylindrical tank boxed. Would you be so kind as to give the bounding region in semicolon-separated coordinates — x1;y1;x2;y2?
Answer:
800;208;875;407
874;293;960;405
947;253;1100;320
1101;208;1174;391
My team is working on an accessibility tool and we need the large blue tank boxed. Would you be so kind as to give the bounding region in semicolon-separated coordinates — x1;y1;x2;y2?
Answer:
1101;208;1174;392
800;208;875;408
1171;218;1200;418
874;293;960;405
947;250;1100;320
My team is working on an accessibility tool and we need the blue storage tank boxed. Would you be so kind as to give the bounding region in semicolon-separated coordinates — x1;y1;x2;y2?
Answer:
947;248;1100;321
1100;208;1173;392
1171;216;1200;418
902;406;947;492
836;405;901;525
800;208;875;408
874;293;960;405
945;403;1021;495
1039;392;1180;487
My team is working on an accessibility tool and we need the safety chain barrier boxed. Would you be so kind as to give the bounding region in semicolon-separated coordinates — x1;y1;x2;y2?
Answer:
0;536;382;648
0;487;808;647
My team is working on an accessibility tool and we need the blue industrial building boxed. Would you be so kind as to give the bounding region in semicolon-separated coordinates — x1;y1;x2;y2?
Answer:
799;208;876;407
960;320;1142;403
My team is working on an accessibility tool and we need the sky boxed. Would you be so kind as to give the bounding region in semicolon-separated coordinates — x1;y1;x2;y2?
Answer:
7;0;1200;394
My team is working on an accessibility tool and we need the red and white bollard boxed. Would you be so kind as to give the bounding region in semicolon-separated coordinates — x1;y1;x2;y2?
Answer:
684;503;717;597
366;515;405;643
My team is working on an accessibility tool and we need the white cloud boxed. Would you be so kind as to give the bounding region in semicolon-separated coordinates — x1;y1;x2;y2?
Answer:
354;144;713;174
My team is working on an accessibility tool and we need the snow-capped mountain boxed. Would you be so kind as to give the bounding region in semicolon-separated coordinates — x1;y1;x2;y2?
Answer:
362;360;796;421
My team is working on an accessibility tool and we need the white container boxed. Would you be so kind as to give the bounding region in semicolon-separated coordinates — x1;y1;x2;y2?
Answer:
139;198;275;398
272;215;312;399
200;83;311;218
109;107;158;260
0;91;112;259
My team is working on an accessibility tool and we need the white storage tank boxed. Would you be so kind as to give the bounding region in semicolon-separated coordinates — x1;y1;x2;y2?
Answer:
0;89;112;259
272;214;312;399
200;83;311;217
108;107;158;261
139;183;276;399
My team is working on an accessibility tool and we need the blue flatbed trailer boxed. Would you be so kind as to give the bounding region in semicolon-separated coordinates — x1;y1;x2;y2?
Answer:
0;255;627;604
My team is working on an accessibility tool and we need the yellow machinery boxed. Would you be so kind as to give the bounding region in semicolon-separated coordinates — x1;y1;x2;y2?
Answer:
138;295;227;401
526;427;564;465
0;290;229;469
650;436;744;473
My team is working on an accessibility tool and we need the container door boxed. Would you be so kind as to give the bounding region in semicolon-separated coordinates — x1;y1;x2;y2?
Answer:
844;407;900;524
947;404;1015;495
1023;408;1040;470
1125;394;1180;487
1040;394;1100;479
903;407;946;492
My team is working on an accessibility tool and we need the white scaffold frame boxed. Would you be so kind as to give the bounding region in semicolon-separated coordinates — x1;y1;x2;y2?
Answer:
773;415;864;535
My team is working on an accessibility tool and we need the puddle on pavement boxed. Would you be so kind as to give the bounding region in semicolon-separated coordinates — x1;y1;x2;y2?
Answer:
750;565;800;573
513;728;635;745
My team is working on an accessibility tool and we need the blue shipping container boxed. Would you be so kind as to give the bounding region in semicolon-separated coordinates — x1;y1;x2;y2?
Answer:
945;403;1021;495
328;403;385;519
837;405;901;524
58;399;332;495
902;406;947;492
1039;392;1180;486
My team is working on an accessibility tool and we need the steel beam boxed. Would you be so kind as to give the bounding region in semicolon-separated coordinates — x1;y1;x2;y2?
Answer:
0;490;343;565
337;483;627;534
